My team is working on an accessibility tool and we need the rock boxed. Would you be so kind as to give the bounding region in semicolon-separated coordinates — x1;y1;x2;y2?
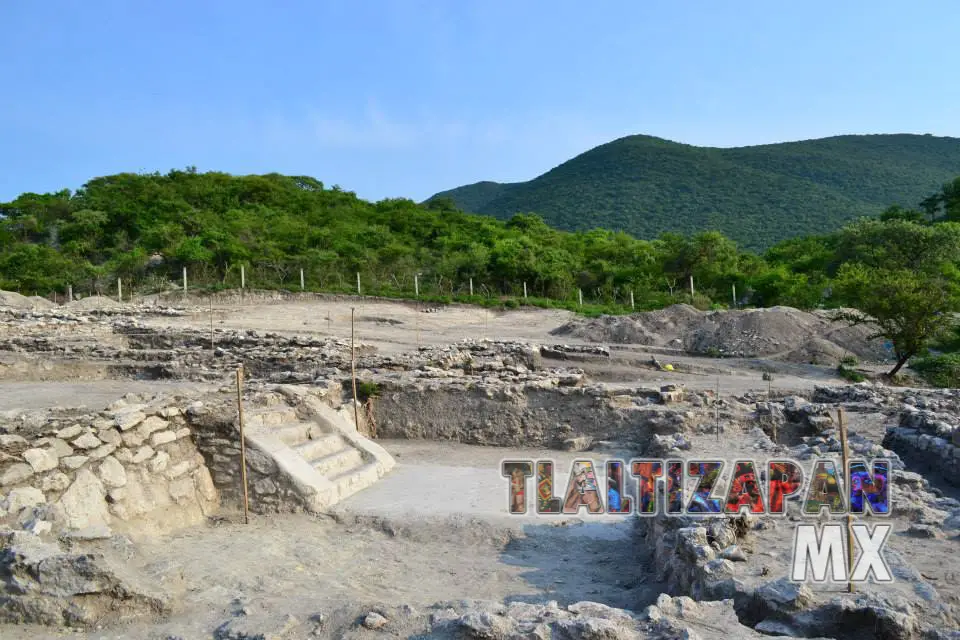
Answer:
215;612;300;639
720;545;747;562
4;486;46;512
150;430;177;447
165;461;193;479
0;434;29;453
1;463;35;486
139;416;169;436
40;472;71;493
253;477;277;495
0;530;169;626
36;438;74;459
60;455;89;471
563;436;593;452
114;410;147;431
97;456;127;488
96;428;122;446
22;448;59;473
132;445;155;464
55;469;110;530
71;432;102;450
87;443;117;460
55;425;84;440
362;612;388;630
755;577;813;613
148;451;170;473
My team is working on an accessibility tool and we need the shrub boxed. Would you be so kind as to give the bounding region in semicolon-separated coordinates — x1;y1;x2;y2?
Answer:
910;354;960;388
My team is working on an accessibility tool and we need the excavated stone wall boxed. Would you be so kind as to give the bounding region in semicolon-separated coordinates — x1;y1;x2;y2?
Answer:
369;382;695;449
0;395;219;540
184;396;321;514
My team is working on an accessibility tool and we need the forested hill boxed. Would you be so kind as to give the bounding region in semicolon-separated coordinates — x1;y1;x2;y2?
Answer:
427;133;960;250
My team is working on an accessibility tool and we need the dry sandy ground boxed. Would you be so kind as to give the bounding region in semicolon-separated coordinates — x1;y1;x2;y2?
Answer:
3;443;656;640
136;295;862;395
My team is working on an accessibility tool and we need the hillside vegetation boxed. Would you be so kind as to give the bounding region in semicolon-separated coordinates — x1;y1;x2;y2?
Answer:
428;133;960;250
3;167;960;379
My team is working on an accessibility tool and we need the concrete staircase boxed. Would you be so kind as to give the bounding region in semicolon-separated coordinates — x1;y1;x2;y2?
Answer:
241;386;394;512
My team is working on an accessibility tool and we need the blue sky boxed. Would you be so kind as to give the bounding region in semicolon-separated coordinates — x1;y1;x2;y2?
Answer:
2;0;959;203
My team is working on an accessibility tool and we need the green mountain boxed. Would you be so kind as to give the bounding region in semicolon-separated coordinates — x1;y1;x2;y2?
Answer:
427;133;960;250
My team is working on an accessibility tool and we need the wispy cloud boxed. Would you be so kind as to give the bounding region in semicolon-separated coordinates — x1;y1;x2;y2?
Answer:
266;101;625;155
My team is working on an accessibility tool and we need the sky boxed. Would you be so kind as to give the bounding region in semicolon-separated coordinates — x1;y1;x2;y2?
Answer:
2;0;959;203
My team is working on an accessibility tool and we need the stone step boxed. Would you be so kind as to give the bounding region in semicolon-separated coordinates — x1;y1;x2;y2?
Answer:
294;433;347;462
273;422;324;447
330;461;383;500
312;447;364;477
244;406;299;429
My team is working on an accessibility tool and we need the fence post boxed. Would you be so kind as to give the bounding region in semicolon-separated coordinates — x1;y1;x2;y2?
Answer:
356;272;361;295
183;267;188;294
300;268;305;291
630;290;635;310
414;273;420;298
578;289;583;307
469;278;473;296
523;282;527;299
689;275;694;299
240;265;245;289
68;285;73;303
117;278;122;303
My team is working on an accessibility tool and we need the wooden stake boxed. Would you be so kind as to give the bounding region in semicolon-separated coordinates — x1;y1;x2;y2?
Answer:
351;308;360;431
210;297;215;352
716;376;721;441
838;408;854;593
236;365;250;524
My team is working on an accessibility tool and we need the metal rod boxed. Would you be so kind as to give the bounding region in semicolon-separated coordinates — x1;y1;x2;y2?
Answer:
236;365;250;524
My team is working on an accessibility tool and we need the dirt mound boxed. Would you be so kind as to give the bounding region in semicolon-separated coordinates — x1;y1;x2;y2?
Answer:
63;295;122;311
0;291;56;310
551;304;889;364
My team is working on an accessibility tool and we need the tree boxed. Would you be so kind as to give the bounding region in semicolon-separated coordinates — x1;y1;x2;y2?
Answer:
833;264;960;376
830;220;960;376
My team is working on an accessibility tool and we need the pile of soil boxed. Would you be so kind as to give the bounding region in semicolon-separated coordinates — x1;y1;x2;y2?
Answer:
63;295;122;311
551;304;890;364
0;291;56;310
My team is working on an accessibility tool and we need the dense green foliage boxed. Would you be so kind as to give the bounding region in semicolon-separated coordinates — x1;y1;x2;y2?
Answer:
4;167;960;381
429;134;960;250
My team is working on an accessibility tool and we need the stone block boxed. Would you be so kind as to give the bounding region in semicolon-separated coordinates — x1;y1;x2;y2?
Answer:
98;456;127;488
60;455;89;471
23;447;59;473
150;431;176;447
56;425;84;440
131;446;155;464
71;432;102;450
88;443;117;460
